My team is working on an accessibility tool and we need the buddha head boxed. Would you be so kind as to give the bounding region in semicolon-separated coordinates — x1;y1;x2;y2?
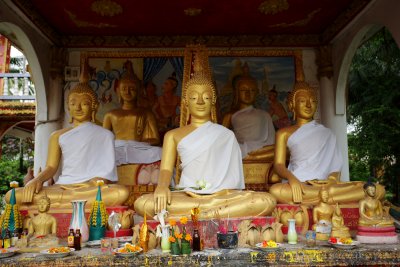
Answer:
319;187;329;203
232;62;258;109
37;195;51;213
117;60;140;104
181;51;217;125
162;72;178;94
363;182;376;198
67;75;98;125
287;81;317;121
268;87;278;102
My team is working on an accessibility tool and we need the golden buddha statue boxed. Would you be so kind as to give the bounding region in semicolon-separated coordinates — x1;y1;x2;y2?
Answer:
6;62;129;209
358;182;394;227
269;81;385;204
103;60;161;185
27;195;57;241
221;63;275;161
312;187;334;240
331;203;351;238
134;49;276;218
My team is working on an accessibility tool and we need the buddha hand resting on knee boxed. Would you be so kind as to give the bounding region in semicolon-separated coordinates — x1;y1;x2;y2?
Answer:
6;62;129;209
269;81;385;204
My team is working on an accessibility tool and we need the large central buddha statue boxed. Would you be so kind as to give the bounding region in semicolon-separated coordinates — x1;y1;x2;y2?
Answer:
222;63;275;161
269;81;385;204
134;51;276;218
103;60;161;167
6;63;129;209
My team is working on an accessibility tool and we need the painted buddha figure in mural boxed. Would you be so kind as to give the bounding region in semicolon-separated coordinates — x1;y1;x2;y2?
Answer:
153;72;181;134
222;63;275;160
269;81;385;204
6;65;129;209
134;52;276;218
103;61;161;184
358;182;394;227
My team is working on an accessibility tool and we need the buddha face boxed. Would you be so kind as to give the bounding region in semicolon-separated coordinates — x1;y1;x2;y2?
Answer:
320;190;329;203
162;79;177;94
293;90;317;120
365;185;376;197
37;198;50;213
187;84;212;119
238;81;257;105
68;93;93;123
119;80;137;102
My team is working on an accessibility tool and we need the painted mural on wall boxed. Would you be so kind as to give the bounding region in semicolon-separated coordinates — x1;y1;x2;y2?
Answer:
209;56;296;129
65;56;184;137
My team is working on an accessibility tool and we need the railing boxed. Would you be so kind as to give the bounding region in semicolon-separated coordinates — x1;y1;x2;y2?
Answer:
0;73;35;101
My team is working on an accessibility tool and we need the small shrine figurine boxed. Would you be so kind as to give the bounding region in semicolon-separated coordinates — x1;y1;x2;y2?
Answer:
25;195;59;250
330;203;351;239
358;182;394;227
357;182;398;244
312;187;333;240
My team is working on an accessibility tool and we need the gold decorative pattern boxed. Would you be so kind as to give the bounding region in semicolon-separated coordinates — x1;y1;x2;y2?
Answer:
184;8;202;16
65;9;117;28
63;34;320;48
91;0;123;17
258;0;289;15
269;8;321;28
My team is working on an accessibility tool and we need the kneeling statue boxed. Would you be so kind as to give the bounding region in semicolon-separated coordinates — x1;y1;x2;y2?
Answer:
269;82;385;204
134;51;276;218
6;67;129;209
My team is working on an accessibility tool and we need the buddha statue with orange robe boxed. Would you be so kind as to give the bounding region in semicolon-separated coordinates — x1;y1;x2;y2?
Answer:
269;81;385;205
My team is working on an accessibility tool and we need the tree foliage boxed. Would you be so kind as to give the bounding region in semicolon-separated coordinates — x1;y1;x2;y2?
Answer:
348;28;400;203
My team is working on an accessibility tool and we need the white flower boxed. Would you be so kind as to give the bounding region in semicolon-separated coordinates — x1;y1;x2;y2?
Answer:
195;179;211;190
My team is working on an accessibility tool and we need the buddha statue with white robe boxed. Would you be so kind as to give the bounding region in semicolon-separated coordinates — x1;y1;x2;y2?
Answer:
269;81;385;204
222;65;275;161
6;64;129;209
134;51;276;218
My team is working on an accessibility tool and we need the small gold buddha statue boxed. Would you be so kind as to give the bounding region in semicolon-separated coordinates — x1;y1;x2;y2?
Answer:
134;49;276;218
358;182;394;227
331;203;351;238
312;187;334;240
6;61;129;209
26;195;58;246
269;81;385;204
103;60;161;185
